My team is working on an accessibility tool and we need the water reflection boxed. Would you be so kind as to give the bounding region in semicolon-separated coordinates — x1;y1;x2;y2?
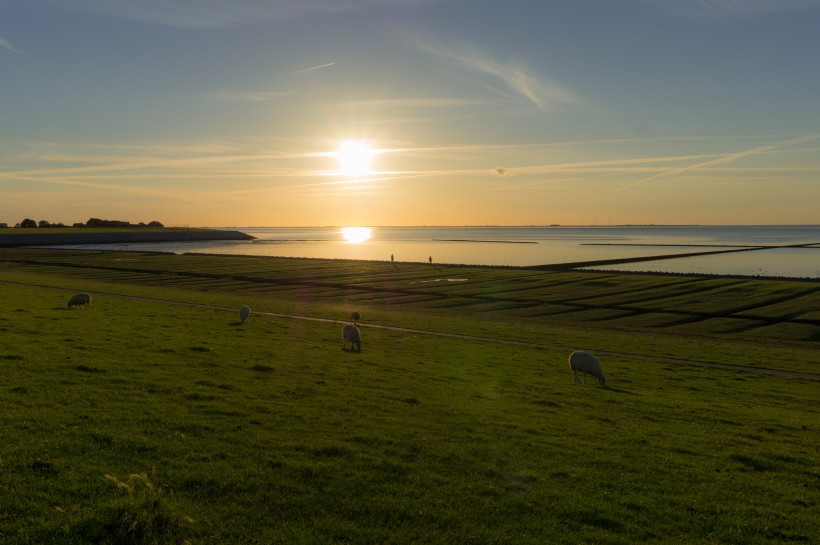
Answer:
40;226;820;279
341;227;372;244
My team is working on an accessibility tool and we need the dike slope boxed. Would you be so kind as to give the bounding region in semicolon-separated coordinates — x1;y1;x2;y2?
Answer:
0;229;255;247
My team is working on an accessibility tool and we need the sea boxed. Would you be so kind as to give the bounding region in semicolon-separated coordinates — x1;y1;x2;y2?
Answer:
51;225;820;279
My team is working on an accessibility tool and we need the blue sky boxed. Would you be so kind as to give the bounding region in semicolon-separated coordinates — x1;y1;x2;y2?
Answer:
1;0;819;226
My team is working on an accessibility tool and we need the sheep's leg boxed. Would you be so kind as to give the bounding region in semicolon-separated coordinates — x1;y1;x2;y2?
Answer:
583;372;587;384
572;370;579;383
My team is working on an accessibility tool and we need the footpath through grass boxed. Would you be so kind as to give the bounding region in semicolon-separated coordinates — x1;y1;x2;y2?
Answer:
0;251;818;544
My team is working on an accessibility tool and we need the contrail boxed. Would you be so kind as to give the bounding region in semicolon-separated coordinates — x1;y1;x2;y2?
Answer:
293;62;335;74
616;133;820;192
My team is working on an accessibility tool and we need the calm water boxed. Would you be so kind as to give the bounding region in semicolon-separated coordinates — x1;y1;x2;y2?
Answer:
54;225;820;279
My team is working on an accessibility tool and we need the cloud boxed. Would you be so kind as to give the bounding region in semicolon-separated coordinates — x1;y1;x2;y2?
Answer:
616;133;820;191
208;90;291;102
37;0;436;28
0;138;352;197
337;97;493;110
0;37;22;54
415;40;580;111
641;0;820;16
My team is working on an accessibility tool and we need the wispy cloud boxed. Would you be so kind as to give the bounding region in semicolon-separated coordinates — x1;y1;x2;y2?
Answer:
9;136;814;196
337;97;493;109
415;40;580;112
38;0;436;28
208;89;291;102
0;37;22;54
0;139;344;194
615;133;820;191
642;0;820;16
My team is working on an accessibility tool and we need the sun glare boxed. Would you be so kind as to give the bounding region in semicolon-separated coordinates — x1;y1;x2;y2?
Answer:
335;140;375;177
341;227;372;244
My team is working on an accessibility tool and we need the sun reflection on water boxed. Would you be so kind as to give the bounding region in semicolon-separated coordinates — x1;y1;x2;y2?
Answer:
341;227;372;244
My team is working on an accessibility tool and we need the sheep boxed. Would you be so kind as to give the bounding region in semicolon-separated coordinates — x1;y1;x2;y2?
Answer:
350;311;361;323
568;351;606;386
239;305;251;324
342;324;362;352
67;293;92;309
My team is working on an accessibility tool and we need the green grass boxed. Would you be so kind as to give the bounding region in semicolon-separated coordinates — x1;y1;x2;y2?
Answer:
0;250;818;544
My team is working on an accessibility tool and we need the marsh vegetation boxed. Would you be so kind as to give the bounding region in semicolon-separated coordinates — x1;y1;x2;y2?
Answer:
0;248;817;544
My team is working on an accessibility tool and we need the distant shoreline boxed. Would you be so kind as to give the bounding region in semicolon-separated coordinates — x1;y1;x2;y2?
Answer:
220;224;819;228
4;225;815;279
433;239;537;244
0;228;255;247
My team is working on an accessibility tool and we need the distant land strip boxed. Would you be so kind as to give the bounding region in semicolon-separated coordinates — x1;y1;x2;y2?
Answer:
0;229;255;247
252;239;331;243
526;246;771;270
582;243;764;248
583;242;820;248
433;239;537;244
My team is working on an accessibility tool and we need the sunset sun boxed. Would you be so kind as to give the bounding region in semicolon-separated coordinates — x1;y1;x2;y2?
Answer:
335;140;375;177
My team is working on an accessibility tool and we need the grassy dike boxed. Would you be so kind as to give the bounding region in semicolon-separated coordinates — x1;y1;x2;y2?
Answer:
0;249;818;544
0;227;253;247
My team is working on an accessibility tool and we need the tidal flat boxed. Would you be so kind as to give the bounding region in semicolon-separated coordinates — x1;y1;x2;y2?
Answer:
0;249;817;544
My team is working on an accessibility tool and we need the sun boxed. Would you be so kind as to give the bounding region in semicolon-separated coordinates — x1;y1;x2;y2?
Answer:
341;227;372;244
335;140;375;177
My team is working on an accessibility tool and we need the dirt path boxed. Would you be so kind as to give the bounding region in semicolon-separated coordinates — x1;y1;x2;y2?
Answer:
5;279;819;380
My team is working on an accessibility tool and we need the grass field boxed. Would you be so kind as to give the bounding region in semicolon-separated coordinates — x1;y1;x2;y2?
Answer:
0;249;817;544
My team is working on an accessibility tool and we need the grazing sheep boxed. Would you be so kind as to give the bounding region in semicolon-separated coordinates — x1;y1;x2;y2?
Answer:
568;351;606;386
342;324;362;352
239;305;251;324
350;311;361;323
67;293;92;309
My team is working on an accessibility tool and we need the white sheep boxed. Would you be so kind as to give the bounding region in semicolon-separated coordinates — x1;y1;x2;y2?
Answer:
67;293;92;309
342;324;362;352
568;351;606;386
239;305;251;324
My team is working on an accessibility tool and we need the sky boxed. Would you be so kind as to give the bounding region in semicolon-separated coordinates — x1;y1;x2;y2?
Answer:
1;0;819;227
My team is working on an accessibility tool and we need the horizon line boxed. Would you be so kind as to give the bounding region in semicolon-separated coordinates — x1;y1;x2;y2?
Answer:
204;223;820;229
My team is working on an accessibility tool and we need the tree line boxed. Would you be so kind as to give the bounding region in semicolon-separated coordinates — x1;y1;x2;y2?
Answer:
12;218;165;228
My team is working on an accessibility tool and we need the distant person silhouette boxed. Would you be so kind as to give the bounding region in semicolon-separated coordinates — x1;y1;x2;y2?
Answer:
429;256;432;264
